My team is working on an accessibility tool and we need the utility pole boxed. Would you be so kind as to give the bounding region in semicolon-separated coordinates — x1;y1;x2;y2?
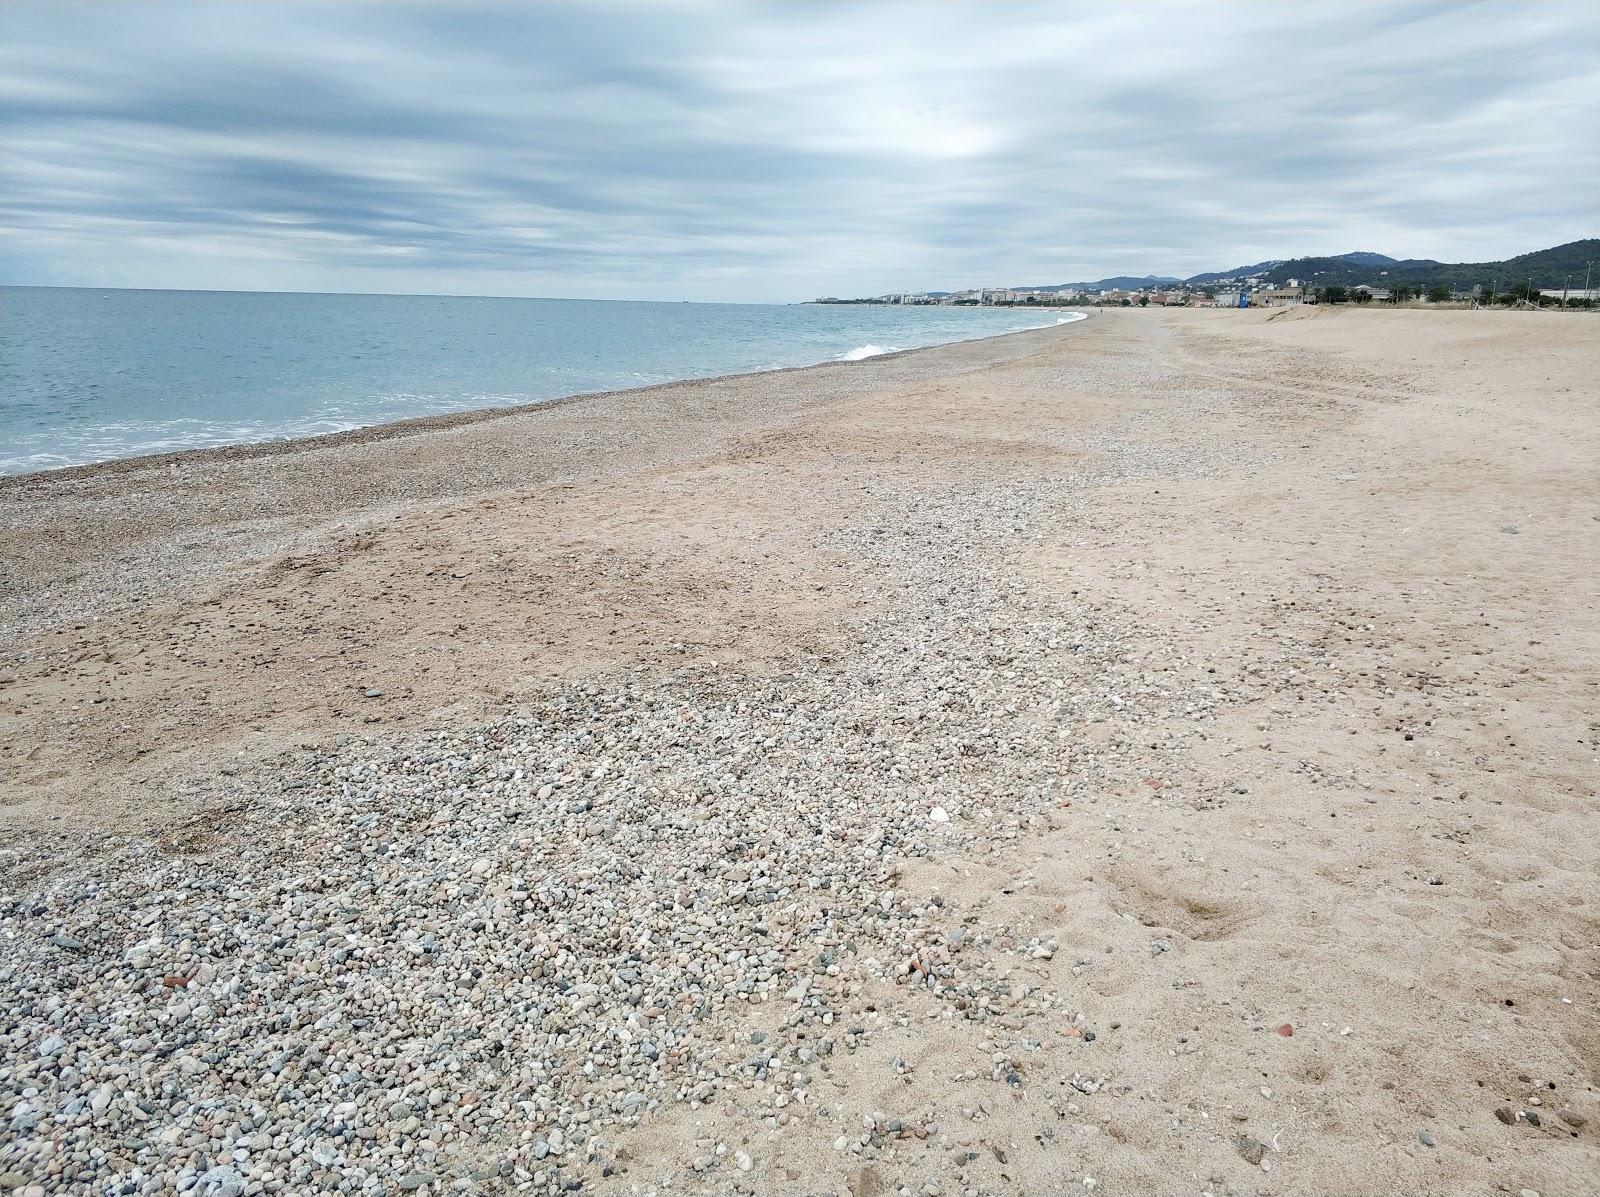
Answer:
1562;276;1569;310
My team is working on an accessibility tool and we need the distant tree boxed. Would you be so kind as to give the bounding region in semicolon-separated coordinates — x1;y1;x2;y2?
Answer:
1137;295;1149;307
1352;289;1372;304
1426;283;1452;303
1391;285;1414;302
1319;284;1348;304
1120;298;1131;306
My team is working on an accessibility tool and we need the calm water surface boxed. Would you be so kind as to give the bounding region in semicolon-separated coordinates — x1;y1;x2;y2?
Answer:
0;287;1081;474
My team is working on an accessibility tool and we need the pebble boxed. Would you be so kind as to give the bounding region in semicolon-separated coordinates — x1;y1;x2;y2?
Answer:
0;434;1250;1195
197;1167;244;1197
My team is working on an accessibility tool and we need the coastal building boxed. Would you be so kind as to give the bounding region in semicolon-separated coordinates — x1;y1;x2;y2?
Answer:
1254;287;1304;307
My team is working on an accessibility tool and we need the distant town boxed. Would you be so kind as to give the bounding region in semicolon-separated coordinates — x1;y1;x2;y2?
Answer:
811;237;1599;310
812;279;1594;309
811;281;1354;308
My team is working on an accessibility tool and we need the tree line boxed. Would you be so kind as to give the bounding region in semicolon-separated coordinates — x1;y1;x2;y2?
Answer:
1314;282;1591;308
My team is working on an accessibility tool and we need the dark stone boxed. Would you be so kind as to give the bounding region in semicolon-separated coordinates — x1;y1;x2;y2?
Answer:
1235;1134;1266;1166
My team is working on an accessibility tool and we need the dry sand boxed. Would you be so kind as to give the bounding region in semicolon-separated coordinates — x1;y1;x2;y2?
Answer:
1;306;1596;1195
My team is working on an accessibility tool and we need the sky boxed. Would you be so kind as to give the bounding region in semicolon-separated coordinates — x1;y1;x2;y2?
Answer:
2;1;1597;302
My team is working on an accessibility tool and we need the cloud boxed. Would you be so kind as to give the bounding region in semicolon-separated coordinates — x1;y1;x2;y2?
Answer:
2;0;1595;300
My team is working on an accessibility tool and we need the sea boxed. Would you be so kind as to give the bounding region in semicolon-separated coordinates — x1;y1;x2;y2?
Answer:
0;287;1083;475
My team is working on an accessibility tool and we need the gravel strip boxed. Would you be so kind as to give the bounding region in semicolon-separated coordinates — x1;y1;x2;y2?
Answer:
1;381;1256;1196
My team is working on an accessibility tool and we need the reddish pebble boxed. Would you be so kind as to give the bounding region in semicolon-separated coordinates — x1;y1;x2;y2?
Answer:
162;975;189;988
1276;1023;1294;1036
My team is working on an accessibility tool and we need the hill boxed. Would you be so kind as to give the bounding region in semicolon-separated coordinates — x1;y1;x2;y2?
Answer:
1018;274;1182;292
1215;240;1597;291
1185;252;1431;286
1330;252;1402;267
1184;259;1283;285
981;239;1593;299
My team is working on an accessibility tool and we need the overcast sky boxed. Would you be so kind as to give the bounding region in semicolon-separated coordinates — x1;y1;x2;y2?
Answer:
3;1;1596;301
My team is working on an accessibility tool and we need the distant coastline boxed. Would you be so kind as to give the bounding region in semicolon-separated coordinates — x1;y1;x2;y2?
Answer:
815;235;1598;310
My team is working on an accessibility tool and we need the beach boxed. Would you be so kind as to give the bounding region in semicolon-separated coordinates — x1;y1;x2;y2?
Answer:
1;306;1596;1195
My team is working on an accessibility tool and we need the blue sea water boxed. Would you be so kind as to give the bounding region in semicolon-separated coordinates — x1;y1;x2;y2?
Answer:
0;287;1082;475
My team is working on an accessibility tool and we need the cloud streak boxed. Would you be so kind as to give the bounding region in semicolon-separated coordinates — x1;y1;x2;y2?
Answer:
2;0;1596;300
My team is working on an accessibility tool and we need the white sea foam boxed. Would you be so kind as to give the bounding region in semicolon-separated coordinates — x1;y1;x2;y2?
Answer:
838;344;897;361
0;416;374;474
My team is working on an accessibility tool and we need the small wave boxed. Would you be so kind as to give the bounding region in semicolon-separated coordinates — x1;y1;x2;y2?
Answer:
838;344;897;361
1055;313;1087;325
0;416;374;475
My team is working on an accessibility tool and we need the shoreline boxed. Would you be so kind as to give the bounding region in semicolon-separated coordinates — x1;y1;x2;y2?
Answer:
0;310;1089;487
0;312;1096;647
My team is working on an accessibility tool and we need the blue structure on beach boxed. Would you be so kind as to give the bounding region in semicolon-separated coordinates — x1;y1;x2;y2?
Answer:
1238;290;1249;309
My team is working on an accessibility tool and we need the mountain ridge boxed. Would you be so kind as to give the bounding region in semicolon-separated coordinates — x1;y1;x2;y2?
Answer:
1009;238;1595;293
1015;274;1182;292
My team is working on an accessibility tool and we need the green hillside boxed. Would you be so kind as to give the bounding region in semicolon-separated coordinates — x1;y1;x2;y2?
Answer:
1258;239;1598;291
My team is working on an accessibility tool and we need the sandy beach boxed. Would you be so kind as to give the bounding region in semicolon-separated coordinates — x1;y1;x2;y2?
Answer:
2;306;1596;1196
